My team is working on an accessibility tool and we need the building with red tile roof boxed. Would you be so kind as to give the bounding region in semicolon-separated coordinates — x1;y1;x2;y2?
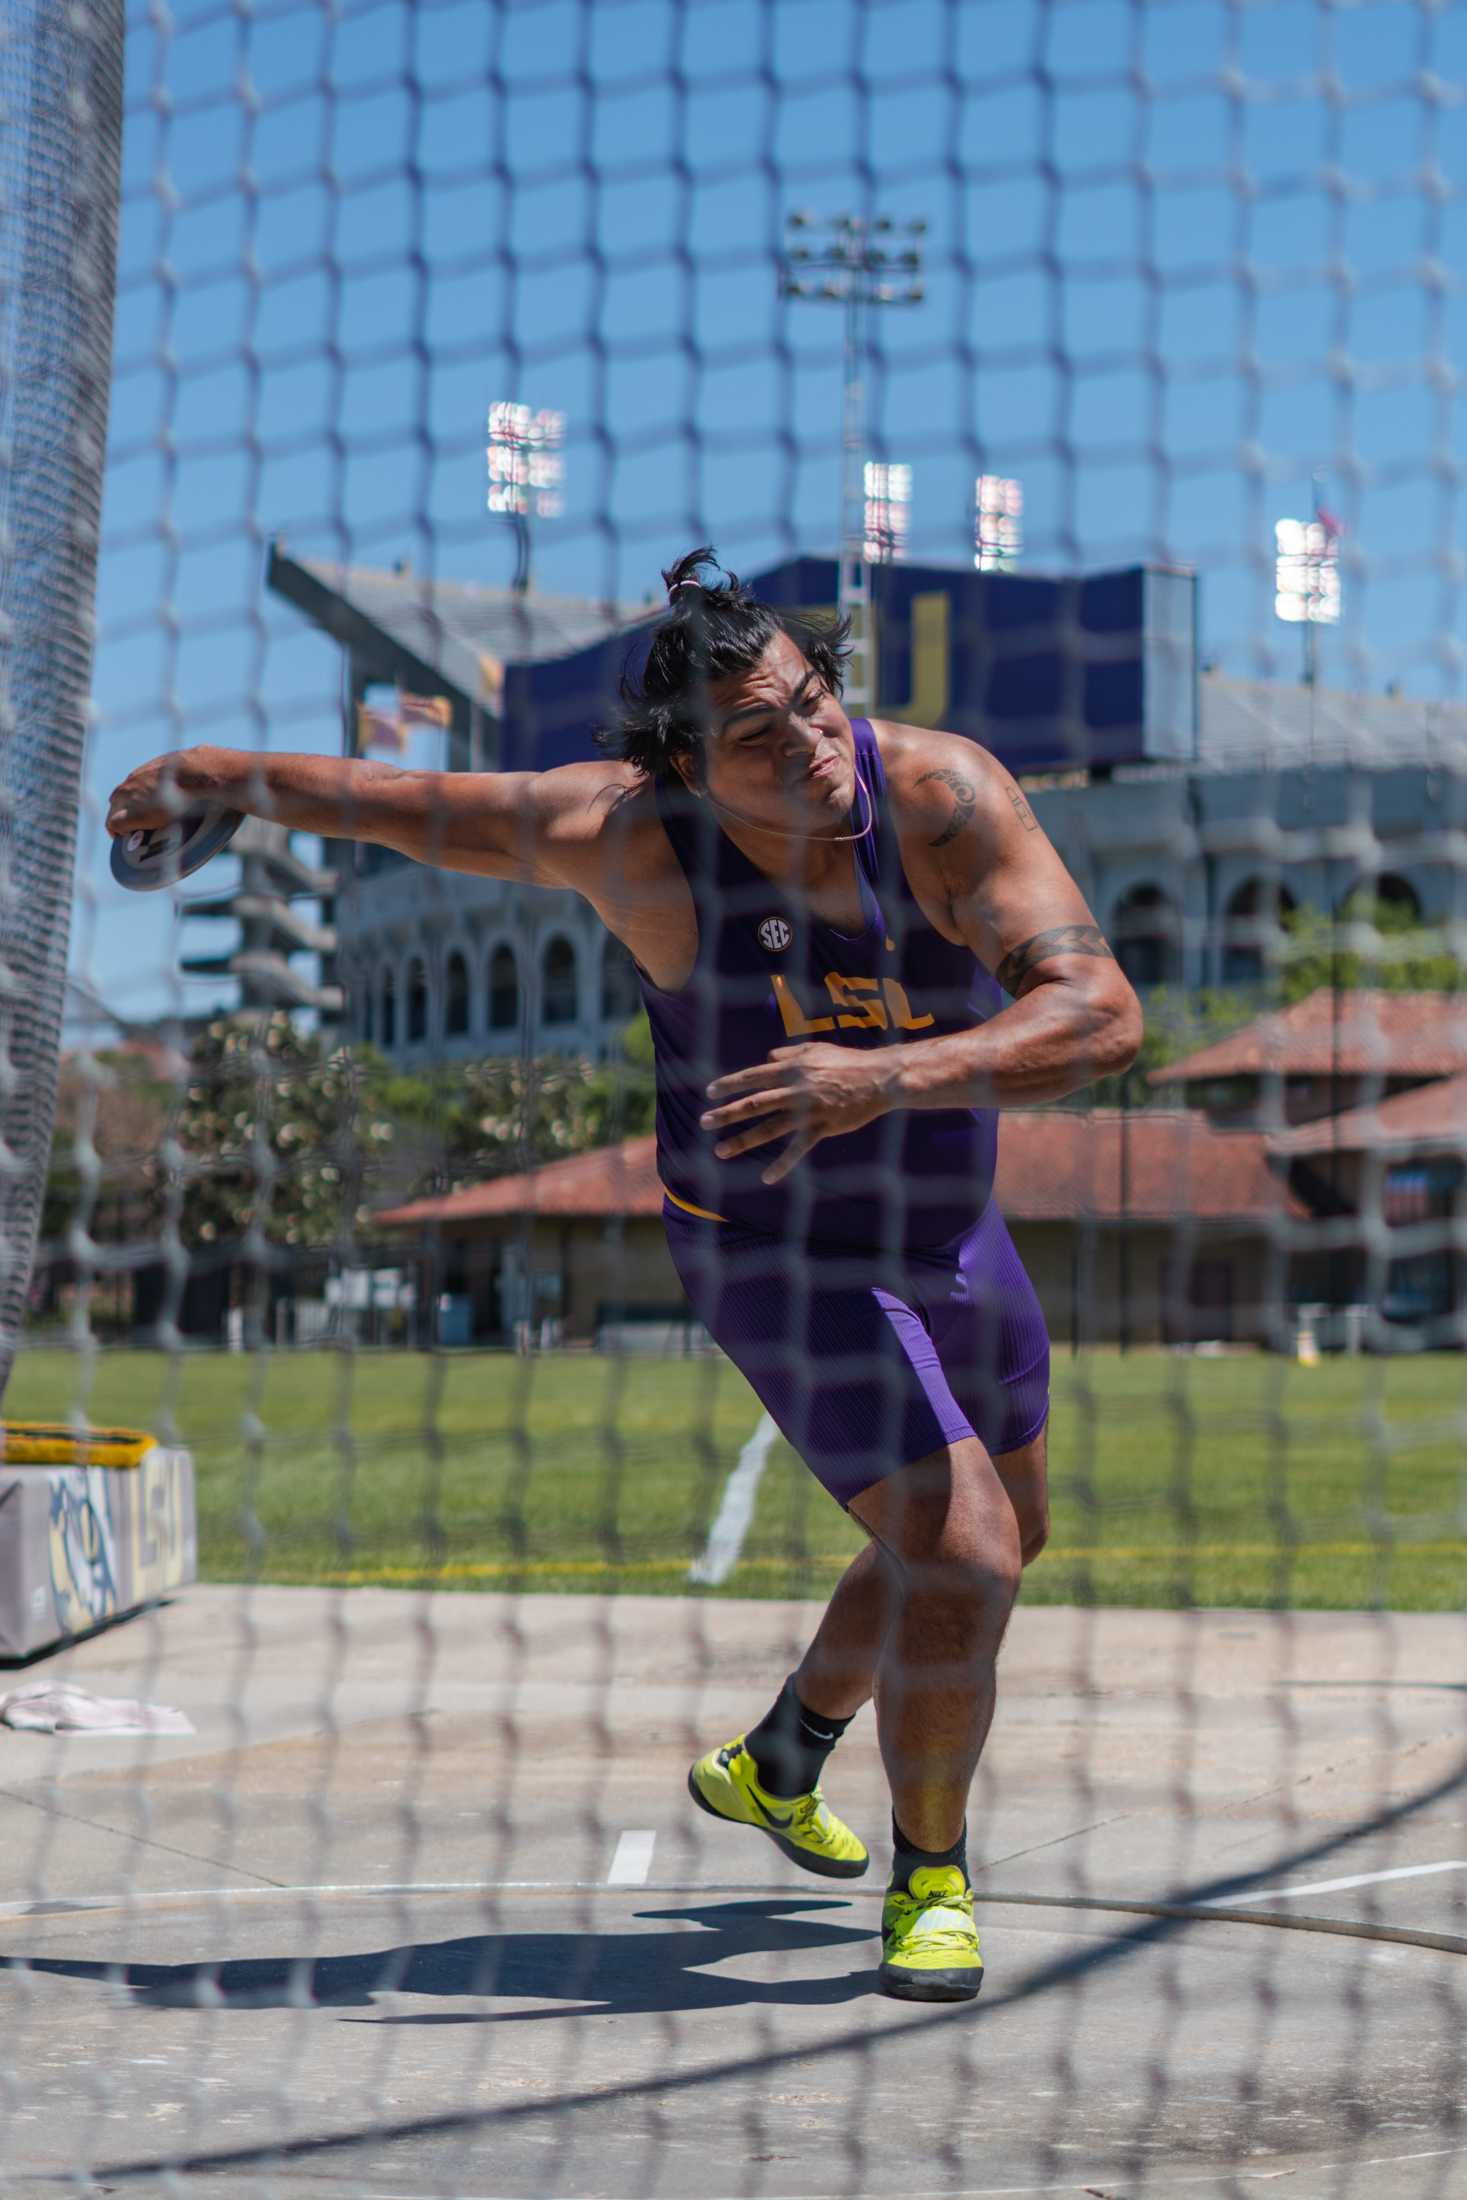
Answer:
374;1116;1302;1232
1150;989;1467;1128
366;978;1467;1351
374;1113;1305;1351
1269;1073;1467;1159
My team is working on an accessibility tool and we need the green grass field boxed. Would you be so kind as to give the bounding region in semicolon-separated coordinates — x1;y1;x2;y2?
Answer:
7;1346;1467;1610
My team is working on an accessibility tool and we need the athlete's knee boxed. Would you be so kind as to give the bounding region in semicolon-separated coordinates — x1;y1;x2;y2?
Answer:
855;1449;1022;1633
932;1489;1022;1607
923;1545;1021;1651
859;1441;1016;1546
952;1507;1021;1641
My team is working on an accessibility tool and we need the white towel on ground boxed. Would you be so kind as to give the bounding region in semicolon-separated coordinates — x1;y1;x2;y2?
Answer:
0;1682;195;1735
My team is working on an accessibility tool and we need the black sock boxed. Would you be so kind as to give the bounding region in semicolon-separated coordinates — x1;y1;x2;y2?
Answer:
891;1815;969;1889
744;1676;853;1799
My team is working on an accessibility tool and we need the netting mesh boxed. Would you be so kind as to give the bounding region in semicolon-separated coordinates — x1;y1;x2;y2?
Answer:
0;0;122;1398
3;1;1467;2195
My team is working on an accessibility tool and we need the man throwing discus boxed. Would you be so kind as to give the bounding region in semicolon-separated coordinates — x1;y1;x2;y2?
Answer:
108;548;1140;2002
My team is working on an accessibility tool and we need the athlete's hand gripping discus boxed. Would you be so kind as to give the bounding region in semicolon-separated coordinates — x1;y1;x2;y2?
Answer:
109;804;244;893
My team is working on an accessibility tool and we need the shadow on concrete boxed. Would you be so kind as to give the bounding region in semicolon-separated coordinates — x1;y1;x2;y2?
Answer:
21;1745;1467;2189
1287;1678;1467;1694
0;1898;877;2021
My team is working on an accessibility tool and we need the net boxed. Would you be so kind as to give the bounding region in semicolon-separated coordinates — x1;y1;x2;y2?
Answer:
4;1;1467;2195
0;0;123;1397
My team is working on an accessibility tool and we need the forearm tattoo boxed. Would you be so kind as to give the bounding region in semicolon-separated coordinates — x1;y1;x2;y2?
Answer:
915;767;976;848
996;923;1116;996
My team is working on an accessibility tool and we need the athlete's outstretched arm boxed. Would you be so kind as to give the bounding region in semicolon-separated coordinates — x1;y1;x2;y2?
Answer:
105;744;629;890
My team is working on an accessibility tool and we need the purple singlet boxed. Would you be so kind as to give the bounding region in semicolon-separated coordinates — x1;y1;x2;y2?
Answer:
641;717;1000;1254
637;719;1051;1502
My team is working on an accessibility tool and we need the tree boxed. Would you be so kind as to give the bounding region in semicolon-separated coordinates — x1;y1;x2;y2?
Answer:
42;1045;174;1252
169;1015;658;1251
1279;897;1467;1002
176;1016;395;1253
396;1045;655;1195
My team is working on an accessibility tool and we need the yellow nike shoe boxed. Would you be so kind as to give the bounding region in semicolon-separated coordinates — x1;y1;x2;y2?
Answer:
879;1865;983;2001
687;1736;869;1879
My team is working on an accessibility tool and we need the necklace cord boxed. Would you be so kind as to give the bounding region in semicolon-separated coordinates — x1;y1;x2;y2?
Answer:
703;766;875;847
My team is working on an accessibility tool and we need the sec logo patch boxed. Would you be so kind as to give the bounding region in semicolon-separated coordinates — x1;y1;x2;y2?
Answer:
757;916;792;953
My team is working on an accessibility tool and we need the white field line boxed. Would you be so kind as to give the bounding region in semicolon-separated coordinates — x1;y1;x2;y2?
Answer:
606;1831;657;1885
1201;1858;1467;1906
687;1411;779;1586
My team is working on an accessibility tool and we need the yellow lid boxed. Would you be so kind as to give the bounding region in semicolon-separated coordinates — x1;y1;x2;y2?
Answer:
0;1421;157;1469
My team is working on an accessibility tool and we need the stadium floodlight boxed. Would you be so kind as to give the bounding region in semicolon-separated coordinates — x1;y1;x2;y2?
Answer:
486;400;567;591
974;474;1024;571
1274;514;1342;626
863;461;912;564
777;210;928;711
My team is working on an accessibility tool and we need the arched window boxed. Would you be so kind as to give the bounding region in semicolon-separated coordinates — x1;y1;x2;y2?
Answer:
1340;874;1422;925
488;945;519;1031
444;950;470;1037
542;936;578;1026
407;958;429;1043
380;967;397;1049
1221;878;1296;987
1378;875;1422;922
600;936;642;1022
1112;884;1180;989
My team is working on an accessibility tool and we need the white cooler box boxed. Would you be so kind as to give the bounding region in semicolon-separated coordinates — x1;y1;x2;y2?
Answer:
0;1435;197;1659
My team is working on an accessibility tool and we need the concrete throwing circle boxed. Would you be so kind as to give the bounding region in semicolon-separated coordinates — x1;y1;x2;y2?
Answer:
2;1881;1465;2198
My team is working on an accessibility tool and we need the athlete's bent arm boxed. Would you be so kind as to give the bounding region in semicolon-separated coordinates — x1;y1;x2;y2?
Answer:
105;743;626;890
880;729;1143;1110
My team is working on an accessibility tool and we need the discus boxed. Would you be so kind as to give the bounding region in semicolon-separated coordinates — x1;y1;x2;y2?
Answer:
109;804;244;893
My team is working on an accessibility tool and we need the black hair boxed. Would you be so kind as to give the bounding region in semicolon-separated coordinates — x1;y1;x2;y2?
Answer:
597;546;852;784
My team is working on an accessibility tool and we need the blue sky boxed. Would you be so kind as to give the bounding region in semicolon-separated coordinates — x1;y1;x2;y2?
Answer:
76;0;1467;1021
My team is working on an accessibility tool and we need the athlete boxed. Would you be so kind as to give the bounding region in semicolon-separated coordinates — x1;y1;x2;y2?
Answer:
107;547;1140;2003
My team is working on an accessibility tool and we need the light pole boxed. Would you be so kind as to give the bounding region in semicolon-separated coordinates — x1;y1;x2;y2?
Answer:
975;474;1024;572
1275;479;1346;1210
1273;482;1342;721
863;461;912;564
486;401;566;594
779;212;926;714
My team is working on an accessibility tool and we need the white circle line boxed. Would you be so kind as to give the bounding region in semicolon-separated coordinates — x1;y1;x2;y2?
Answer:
2;1878;1465;1960
360;2140;1467;2200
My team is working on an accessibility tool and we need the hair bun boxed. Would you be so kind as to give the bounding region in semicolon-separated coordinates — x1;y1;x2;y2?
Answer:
660;543;718;602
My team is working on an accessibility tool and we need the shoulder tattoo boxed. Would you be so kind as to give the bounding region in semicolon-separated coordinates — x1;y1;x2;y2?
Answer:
1006;783;1039;832
914;767;976;849
996;923;1115;996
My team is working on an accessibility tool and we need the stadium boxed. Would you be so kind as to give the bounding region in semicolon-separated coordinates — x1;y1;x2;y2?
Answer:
271;545;1467;1065
3;2;1467;2196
